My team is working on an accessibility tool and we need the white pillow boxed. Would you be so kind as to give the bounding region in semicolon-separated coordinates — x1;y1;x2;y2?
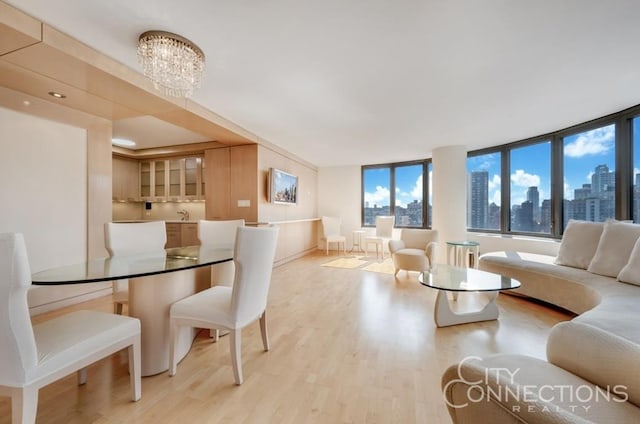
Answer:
618;238;640;286
554;220;604;269
587;220;640;278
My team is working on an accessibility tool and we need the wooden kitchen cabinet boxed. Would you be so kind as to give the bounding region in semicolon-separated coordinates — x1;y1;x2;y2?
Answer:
165;222;201;248
165;223;182;248
181;223;199;246
112;156;139;201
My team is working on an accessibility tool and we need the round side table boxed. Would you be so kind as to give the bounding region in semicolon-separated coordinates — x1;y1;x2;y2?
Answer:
349;230;366;253
446;241;480;269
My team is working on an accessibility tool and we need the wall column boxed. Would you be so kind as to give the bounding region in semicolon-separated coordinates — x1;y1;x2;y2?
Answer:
432;145;467;263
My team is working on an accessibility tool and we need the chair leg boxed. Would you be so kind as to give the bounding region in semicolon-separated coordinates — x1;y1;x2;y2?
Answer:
12;386;38;424
129;338;142;401
210;328;220;342
259;311;269;351
114;302;123;315
394;268;399;277
77;367;87;385
168;320;178;377
230;329;243;385
326;241;329;255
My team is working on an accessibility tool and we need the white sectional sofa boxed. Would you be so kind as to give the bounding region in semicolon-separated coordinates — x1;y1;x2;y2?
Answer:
441;219;640;423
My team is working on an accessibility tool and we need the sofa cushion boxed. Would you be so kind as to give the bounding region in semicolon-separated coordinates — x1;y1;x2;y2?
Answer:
554;219;604;269
587;220;640;278
618;237;640;287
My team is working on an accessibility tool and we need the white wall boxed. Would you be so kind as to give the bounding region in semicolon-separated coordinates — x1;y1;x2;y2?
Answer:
0;106;87;272
0;106;111;314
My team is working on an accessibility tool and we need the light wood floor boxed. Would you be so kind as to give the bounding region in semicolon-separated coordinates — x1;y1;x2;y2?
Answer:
0;252;572;423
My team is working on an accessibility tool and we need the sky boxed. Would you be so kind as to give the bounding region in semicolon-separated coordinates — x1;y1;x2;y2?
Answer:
364;118;640;209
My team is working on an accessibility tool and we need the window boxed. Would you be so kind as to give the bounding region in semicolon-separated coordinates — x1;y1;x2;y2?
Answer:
467;152;501;231
427;162;433;228
362;161;430;228
510;141;551;234
394;163;424;227
633;117;640;223
362;167;390;226
562;124;616;229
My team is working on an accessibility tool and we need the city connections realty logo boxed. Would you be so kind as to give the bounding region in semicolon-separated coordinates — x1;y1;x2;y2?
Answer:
443;356;628;414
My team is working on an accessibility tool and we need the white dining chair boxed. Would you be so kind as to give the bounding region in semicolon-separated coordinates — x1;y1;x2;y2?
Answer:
321;216;347;255
364;215;395;259
198;219;245;339
169;226;279;385
104;221;167;314
0;233;142;424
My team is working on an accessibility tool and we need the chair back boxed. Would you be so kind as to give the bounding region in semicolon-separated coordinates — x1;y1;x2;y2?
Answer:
104;221;167;256
0;233;38;386
321;216;342;238
230;226;279;326
375;216;395;238
198;219;245;249
401;229;438;249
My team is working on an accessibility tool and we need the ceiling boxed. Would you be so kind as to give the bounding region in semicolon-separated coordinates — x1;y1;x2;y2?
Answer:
6;0;640;167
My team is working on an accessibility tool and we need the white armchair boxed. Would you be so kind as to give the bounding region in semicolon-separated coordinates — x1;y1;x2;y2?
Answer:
169;226;279;385
104;221;167;314
0;233;141;424
388;229;438;277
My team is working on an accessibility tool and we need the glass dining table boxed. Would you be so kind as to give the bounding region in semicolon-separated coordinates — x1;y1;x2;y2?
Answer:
32;245;234;376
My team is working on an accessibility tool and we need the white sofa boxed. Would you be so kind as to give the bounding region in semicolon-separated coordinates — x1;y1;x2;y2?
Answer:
441;219;640;423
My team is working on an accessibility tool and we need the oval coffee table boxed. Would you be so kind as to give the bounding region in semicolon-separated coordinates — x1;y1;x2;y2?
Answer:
418;265;521;327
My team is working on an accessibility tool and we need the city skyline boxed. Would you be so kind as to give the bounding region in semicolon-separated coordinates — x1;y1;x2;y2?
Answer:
363;118;640;228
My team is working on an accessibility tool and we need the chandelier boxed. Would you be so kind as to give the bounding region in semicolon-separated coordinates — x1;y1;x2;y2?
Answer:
137;31;205;98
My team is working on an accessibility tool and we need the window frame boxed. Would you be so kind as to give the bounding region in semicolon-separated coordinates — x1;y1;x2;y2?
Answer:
361;159;431;229
467;105;640;239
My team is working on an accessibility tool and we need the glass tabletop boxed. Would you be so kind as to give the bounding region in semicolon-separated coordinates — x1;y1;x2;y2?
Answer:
31;245;234;285
419;264;520;292
445;240;480;247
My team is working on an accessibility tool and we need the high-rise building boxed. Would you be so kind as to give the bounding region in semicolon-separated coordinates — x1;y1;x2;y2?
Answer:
541;199;551;232
526;186;540;223
514;200;533;231
592;164;615;194
574;184;591;200
488;202;501;230
468;171;488;228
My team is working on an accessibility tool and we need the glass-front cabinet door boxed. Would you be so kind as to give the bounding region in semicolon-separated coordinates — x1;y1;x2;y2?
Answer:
185;157;199;199
140;161;151;199
169;159;182;200
140;156;204;202
153;160;166;199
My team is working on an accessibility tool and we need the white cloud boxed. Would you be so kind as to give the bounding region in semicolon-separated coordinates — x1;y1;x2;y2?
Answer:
564;125;614;158
586;171;594;182
410;174;423;198
365;185;390;205
491;190;501;206
511;170;540;187
564;179;573;200
396;175;423;208
488;174;501;191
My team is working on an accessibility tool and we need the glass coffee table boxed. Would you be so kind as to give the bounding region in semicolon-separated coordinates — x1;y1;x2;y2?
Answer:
418;265;521;327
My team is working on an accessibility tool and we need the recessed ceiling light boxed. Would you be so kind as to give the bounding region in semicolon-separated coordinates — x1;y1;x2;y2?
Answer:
111;138;136;147
48;91;66;99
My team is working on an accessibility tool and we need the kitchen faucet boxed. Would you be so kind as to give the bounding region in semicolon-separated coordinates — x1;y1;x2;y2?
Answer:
177;210;190;221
